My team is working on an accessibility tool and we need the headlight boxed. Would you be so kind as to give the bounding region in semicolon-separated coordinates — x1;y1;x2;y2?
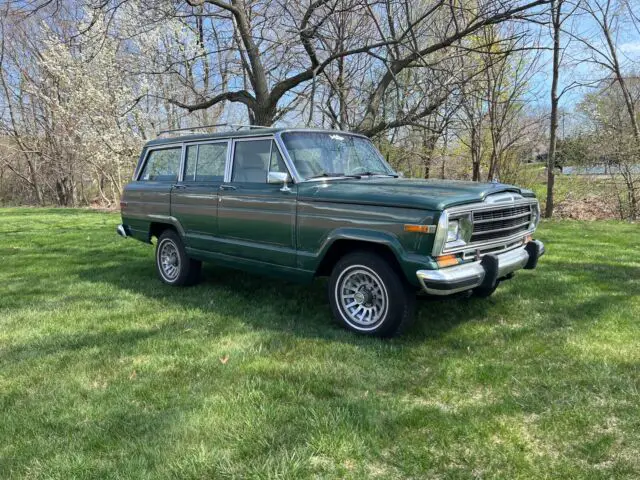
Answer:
445;215;473;247
447;220;460;242
432;211;473;255
531;202;540;228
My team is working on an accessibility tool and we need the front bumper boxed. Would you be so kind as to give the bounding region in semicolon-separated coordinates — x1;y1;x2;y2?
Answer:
416;240;545;296
116;224;130;238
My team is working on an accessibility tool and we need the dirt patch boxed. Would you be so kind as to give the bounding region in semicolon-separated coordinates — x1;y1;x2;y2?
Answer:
554;193;620;220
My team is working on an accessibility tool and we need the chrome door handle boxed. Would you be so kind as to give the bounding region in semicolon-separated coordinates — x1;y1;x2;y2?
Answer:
173;184;187;189
220;185;237;191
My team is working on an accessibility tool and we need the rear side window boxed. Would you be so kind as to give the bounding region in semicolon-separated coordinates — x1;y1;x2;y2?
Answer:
139;148;181;182
185;143;227;182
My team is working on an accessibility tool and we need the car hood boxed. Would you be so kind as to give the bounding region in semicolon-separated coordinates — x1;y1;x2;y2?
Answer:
296;177;536;211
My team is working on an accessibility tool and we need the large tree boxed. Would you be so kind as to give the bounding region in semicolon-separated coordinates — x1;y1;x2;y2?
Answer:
148;0;552;132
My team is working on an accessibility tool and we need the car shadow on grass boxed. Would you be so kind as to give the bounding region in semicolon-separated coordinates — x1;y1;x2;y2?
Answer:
72;244;639;342
72;252;495;345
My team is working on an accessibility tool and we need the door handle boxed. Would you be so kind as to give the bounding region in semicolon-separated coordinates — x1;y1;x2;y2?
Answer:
219;185;237;191
173;184;187;190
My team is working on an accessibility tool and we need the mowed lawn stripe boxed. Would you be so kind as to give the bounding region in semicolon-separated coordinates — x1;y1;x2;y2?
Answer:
1;208;639;479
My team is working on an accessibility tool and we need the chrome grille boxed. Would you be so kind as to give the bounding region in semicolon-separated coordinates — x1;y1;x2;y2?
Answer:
470;205;532;243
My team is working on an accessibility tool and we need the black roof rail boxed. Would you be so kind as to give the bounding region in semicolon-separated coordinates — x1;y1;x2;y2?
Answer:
156;123;271;137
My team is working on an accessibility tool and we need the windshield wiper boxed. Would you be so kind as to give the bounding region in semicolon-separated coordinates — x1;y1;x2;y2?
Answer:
346;172;399;179
307;171;399;180
307;172;346;179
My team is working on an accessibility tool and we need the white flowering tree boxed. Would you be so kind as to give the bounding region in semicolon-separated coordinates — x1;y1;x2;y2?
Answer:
0;4;208;205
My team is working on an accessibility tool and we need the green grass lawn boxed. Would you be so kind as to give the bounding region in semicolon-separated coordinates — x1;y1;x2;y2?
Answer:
1;208;639;479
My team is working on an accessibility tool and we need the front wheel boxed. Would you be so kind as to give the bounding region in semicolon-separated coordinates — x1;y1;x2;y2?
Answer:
328;252;416;337
155;230;201;286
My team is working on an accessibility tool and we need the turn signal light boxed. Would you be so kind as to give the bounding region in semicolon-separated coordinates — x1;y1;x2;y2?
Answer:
404;224;435;234
436;254;460;268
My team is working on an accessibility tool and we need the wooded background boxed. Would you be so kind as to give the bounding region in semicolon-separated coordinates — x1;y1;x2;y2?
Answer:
1;0;638;219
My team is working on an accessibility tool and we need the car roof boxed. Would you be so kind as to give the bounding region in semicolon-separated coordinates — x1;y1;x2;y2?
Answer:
143;128;363;148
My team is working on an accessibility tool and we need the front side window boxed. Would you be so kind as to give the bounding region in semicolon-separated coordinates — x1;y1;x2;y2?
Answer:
185;143;227;182
139;148;182;182
269;142;287;173
281;132;395;180
231;139;271;183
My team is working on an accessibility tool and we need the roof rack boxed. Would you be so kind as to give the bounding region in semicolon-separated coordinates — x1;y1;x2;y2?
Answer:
156;123;272;137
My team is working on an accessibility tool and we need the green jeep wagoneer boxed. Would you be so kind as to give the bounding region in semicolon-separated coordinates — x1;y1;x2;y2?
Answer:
118;127;544;337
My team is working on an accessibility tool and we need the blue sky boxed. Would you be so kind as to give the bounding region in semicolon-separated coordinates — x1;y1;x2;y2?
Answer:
530;7;640;114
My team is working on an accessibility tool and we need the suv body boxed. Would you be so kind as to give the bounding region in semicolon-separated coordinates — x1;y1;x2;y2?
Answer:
118;127;544;336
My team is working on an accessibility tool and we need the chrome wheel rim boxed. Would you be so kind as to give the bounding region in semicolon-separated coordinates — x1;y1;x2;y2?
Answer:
158;239;180;281
335;265;388;330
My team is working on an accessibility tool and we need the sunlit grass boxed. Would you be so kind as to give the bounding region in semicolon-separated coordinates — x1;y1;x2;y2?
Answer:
1;208;639;478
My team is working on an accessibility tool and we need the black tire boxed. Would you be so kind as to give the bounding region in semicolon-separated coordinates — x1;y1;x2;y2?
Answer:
155;230;201;286
328;251;416;337
472;283;499;298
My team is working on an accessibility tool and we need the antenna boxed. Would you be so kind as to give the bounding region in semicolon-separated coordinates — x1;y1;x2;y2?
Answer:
157;123;272;137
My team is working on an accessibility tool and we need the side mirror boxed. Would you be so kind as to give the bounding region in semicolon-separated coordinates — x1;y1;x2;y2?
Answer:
267;171;292;192
397;171;405;178
267;171;290;184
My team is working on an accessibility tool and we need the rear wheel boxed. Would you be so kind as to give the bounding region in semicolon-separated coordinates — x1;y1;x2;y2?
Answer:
155;230;201;286
328;251;415;337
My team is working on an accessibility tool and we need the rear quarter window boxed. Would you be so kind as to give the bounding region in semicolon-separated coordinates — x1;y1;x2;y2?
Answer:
139;148;182;182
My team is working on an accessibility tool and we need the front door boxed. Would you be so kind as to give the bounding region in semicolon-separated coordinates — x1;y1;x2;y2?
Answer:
170;140;229;252
216;138;296;266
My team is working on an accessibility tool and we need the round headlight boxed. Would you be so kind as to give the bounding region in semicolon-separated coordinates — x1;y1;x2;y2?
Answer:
447;220;460;242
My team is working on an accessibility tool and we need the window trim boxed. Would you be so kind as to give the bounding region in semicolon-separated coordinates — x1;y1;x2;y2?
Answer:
182;139;230;183
134;128;383;185
135;144;184;182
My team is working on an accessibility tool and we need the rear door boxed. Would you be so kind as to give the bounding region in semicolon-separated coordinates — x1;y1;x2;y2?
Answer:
123;145;183;238
170;140;229;252
216;138;297;266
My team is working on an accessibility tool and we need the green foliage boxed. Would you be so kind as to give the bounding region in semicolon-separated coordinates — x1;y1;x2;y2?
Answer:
577;81;640;219
556;136;597;167
1;209;640;478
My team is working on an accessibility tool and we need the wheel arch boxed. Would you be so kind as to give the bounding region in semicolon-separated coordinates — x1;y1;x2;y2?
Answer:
148;217;185;243
315;230;407;280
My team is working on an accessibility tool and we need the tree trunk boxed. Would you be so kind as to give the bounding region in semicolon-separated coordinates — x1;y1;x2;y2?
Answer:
488;149;499;181
599;8;638;220
26;158;44;206
471;125;481;181
422;130;436;179
252;104;277;126
546;0;561;218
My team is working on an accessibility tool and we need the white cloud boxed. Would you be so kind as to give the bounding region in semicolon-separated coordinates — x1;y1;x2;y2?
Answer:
620;41;640;54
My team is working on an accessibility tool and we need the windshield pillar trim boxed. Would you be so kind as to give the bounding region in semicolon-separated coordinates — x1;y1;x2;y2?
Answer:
274;132;304;184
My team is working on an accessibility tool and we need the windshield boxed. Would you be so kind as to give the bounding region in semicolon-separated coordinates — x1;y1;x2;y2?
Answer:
281;132;395;180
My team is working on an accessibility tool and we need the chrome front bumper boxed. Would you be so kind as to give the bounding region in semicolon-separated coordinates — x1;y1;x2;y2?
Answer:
116;224;130;238
416;240;545;296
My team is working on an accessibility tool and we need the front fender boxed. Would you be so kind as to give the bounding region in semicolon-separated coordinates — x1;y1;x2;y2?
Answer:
312;227;437;287
319;227;405;259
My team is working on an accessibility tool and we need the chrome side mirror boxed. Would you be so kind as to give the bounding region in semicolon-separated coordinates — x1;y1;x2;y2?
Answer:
267;171;292;192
